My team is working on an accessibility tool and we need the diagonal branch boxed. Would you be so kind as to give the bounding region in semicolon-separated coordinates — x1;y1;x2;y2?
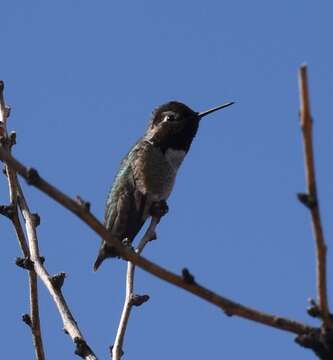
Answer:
0;144;316;337
17;187;98;360
112;217;159;360
298;65;332;330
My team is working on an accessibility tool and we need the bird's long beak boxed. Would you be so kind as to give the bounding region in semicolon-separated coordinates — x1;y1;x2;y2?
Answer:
198;101;234;119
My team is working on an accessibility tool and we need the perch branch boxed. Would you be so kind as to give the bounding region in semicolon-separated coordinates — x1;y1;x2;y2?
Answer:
298;65;332;329
0;80;45;360
112;217;159;360
0;145;316;337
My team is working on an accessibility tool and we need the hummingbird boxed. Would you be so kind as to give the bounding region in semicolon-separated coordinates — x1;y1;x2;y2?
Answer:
93;100;233;271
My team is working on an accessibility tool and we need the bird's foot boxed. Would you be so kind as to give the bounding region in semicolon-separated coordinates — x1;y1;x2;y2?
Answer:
150;200;169;218
121;238;134;252
122;237;130;247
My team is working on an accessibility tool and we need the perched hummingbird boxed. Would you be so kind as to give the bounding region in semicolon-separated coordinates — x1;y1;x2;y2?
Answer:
93;100;233;271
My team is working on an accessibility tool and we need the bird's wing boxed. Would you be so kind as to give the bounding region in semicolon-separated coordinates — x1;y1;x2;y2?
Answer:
105;146;149;241
104;160;130;231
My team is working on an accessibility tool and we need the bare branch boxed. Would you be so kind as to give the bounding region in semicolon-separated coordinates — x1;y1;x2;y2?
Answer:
0;80;45;360
112;217;159;360
17;181;98;360
0;145;316;337
0;81;97;360
298;65;332;329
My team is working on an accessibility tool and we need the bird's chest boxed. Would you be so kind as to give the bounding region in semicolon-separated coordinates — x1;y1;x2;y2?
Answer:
164;148;186;172
132;145;186;200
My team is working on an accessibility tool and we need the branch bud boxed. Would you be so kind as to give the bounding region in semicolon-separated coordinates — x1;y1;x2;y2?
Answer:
49;272;66;290
182;268;195;284
75;196;91;212
74;337;93;358
26;168;40;185
16;257;34;270
297;193;317;209
31;213;41;227
130;294;150;306
22;313;32;327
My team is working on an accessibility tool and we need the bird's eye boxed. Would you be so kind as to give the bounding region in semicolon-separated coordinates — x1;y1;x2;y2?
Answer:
164;114;177;122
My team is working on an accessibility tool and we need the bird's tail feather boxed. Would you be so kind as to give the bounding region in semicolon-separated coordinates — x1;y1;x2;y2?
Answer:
93;241;118;271
93;253;104;272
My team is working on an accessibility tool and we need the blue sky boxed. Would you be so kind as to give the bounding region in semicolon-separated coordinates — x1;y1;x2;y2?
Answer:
1;1;333;359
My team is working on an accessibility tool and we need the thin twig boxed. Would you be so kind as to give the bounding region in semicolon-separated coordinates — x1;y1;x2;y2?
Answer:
298;65;332;329
0;145;316;337
0;81;45;360
112;217;159;360
0;81;97;360
17;190;98;360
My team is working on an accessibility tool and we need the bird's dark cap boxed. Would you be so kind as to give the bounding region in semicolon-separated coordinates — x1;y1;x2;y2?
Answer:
149;100;234;127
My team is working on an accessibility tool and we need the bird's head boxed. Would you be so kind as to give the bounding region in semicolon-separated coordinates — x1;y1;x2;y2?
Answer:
145;101;233;152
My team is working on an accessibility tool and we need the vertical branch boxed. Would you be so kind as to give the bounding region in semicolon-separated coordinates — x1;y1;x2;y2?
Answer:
298;65;332;329
29;270;44;358
0;81;45;360
1;81;98;359
112;217;159;360
13;211;45;360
